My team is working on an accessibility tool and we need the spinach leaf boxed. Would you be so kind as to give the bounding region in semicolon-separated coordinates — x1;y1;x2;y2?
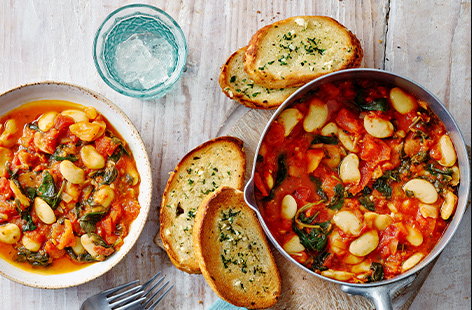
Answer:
264;154;288;200
359;196;375;211
50;146;78;162
15;247;51;267
310;176;328;201
373;178;392;199
312;251;330;271
299;212;318;225
65;248;97;263
21;210;37;231
410;151;429;164
79;212;106;233
51;154;78;162
24;187;37;201
311;135;338;145
425;164;453;176
292;220;331;252
88;233;112;248
102;166;118;185
109;144;129;162
37;171;61;208
360;98;388;111
367;262;384;283
328;184;345;210
355;91;389;112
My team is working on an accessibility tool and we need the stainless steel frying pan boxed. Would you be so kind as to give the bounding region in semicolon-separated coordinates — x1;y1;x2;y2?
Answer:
244;69;470;310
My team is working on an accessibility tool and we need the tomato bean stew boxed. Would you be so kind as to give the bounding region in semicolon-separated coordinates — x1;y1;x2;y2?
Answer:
0;100;140;273
254;79;460;283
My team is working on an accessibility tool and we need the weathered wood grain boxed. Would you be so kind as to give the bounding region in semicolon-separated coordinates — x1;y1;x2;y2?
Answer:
0;0;469;309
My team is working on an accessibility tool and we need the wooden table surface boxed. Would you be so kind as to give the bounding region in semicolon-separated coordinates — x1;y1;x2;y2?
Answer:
0;0;470;309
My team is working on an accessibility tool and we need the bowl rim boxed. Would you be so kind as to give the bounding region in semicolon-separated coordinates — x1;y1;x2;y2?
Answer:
93;3;188;99
0;81;153;288
244;68;471;288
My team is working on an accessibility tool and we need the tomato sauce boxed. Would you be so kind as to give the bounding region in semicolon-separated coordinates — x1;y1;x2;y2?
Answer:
255;80;460;283
0;100;140;273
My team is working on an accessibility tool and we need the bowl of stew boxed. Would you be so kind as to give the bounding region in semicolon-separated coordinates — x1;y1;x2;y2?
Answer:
244;69;470;308
0;82;152;288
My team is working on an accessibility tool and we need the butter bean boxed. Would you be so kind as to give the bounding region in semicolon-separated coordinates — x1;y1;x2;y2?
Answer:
403;178;438;204
401;253;424;272
80;145;105;169
283;235;305;253
333;211;362;236
440;191;458;220
277;108;303;137
281;195;297;220
349;231;379;257
437;135;457;167
22;235;41;252
34;197;56;224
339;153;361;184
364;114;394;138
0;223;21;244
37;111;58;132
390;87;418;114
321;269;354;281
60;160;85;184
61;109;89;123
93;185;115;208
406;225;423;246
303;99;328;132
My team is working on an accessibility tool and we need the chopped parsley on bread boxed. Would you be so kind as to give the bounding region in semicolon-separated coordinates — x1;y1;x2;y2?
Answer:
193;187;281;309
219;47;298;109
245;16;363;88
159;137;245;274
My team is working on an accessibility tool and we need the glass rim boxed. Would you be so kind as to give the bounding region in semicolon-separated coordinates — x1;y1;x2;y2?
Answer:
93;4;188;99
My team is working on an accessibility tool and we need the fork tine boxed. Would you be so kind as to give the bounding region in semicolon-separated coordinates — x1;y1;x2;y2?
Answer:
107;284;143;303
142;281;169;308
103;280;140;296
142;272;161;290
142;276;165;299
109;290;144;309
145;284;174;309
114;296;146;310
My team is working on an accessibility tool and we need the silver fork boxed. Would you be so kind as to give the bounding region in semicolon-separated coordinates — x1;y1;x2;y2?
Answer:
80;272;174;310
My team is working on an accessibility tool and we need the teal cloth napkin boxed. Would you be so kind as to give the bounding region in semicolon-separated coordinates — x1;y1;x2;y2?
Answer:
209;299;247;310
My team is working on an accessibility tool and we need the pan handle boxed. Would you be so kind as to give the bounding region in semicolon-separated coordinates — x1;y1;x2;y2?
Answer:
340;274;416;310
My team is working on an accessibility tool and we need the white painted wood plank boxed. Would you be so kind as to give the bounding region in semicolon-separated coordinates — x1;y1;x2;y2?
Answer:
385;1;471;309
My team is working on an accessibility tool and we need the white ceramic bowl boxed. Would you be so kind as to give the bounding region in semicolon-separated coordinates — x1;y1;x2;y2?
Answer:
0;82;152;288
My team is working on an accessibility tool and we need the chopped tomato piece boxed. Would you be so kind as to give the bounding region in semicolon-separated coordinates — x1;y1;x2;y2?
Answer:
265;122;285;146
95;136;119;157
0;177;13;200
335;108;364;134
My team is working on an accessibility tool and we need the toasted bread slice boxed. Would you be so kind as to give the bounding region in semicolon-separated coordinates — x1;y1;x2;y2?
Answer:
219;47;298;109
193;187;281;309
160;137;245;274
245;16;363;88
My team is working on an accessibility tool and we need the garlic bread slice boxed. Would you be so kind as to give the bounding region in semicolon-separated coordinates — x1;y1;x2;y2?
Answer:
219;47;298;109
160;137;245;273
193;187;281;309
245;16;363;88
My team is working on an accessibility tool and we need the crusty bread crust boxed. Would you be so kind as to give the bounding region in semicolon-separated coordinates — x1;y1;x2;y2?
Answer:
219;47;298;110
245;16;364;88
193;187;281;309
160;137;246;274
